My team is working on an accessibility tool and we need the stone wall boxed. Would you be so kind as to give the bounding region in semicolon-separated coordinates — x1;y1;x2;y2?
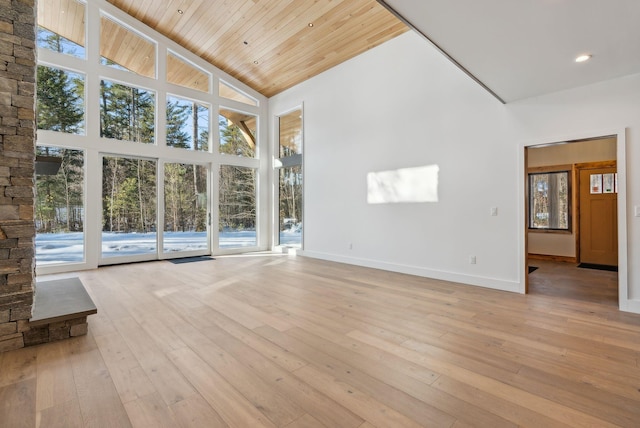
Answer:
0;0;36;353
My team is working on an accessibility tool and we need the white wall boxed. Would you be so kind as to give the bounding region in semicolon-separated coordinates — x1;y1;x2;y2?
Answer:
269;30;640;312
270;31;519;292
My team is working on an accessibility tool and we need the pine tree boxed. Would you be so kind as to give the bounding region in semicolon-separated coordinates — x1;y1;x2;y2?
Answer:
36;33;84;133
218;119;257;231
100;80;154;143
166;100;190;148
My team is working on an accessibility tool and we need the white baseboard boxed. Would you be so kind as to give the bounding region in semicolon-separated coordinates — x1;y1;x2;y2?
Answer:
299;250;522;294
623;298;640;314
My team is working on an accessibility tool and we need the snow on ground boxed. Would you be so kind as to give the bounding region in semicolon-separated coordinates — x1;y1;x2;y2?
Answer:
36;230;301;265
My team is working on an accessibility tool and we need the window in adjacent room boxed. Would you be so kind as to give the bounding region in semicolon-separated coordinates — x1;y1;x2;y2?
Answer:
528;170;571;231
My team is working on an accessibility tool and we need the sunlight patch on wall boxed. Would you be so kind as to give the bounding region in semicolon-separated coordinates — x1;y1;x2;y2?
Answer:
367;165;439;204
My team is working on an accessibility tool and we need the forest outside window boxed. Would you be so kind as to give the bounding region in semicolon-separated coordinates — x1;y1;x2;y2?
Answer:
529;171;571;231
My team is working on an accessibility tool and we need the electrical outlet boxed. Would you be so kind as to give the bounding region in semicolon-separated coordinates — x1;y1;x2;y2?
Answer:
469;255;476;264
491;207;498;216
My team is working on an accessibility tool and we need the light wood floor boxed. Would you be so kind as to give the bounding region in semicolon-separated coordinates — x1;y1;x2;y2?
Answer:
528;259;619;306
2;255;640;427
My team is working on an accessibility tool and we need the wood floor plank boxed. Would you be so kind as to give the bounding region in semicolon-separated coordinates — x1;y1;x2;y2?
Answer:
113;316;196;407
292;364;426;428
36;398;83;428
0;344;37;388
123;391;180;428
432;375;566;428
195;313;364;428
176;331;306;426
67;336;132;428
203;292;266;330
169;394;229;428
283;413;326;428
259;325;454;426
215;289;295;332
172;300;309;373
0;378;36;428
35;340;78;412
93;331;157;404
257;324;512;428
286;324;441;387
351;329;620;428
166;347;278;428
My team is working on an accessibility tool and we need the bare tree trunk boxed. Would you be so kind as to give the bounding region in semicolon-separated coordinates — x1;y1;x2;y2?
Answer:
100;81;107;138
137;160;145;232
192;104;199;230
109;158;118;232
62;159;71;231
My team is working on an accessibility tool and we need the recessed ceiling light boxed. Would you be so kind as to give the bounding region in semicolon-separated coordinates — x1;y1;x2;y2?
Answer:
177;9;184;15
575;54;592;63
308;23;314;27
253;60;259;64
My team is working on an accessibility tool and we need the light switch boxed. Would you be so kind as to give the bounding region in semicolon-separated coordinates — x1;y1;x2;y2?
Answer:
490;207;498;216
635;206;640;217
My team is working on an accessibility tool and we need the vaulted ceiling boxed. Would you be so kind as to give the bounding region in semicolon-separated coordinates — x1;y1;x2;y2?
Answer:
40;1;640;102
105;0;408;98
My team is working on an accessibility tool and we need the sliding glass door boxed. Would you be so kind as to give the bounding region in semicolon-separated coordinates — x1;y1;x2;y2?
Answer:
101;155;157;263
163;162;209;255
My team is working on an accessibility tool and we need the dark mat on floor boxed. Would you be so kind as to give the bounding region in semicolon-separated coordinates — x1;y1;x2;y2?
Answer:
528;266;538;273
168;256;215;264
578;263;618;272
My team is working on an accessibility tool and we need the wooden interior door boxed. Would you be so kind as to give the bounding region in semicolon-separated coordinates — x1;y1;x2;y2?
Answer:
579;167;617;266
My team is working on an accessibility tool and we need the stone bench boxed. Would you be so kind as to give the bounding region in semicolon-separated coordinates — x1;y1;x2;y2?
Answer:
25;277;97;346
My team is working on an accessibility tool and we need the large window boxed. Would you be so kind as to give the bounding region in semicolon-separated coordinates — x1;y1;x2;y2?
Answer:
529;170;571;230
36;0;265;272
276;108;303;247
35;147;84;265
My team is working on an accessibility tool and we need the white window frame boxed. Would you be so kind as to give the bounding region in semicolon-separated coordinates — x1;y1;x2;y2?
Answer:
36;0;268;275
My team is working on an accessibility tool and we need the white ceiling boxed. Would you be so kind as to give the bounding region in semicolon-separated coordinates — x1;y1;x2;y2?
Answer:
381;0;640;103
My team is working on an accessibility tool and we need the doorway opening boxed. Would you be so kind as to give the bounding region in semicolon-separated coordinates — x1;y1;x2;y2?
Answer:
524;135;625;308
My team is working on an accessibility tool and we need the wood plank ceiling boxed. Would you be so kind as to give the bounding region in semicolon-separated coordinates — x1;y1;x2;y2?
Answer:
103;0;408;97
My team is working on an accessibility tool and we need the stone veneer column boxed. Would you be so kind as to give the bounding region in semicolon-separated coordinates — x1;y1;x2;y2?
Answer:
0;0;36;352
